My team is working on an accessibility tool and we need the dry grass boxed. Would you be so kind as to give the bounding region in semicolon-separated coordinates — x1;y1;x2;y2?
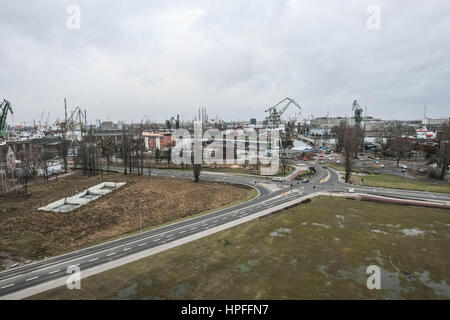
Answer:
0;172;251;266
32;196;450;300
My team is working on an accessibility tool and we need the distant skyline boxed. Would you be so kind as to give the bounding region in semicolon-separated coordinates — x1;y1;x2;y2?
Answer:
1;0;449;125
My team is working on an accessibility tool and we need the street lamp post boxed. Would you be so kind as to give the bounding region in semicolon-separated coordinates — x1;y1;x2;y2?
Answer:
139;204;142;233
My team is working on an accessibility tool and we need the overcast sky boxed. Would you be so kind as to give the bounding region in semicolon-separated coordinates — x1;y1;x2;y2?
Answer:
1;0;449;125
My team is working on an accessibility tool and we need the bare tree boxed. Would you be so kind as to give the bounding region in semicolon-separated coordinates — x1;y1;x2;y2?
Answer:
385;122;413;167
192;152;201;183
280;151;289;175
438;120;450;180
100;137;115;173
340;122;358;183
333;122;346;153
193;163;201;183
58;137;70;174
77;128;100;175
19;160;35;194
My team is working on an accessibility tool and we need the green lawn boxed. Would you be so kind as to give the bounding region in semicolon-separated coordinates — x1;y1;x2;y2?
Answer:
32;196;450;300
352;173;450;194
323;162;450;194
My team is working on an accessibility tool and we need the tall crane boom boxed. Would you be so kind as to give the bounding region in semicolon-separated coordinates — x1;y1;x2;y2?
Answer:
352;99;363;126
265;97;302;127
1;99;13;138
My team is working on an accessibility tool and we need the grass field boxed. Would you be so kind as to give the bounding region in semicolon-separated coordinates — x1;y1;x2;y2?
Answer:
0;172;254;269
32;196;450;300
351;173;450;194
323;162;450;194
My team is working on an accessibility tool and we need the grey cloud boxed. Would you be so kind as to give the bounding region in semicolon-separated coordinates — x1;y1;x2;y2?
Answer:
0;0;449;124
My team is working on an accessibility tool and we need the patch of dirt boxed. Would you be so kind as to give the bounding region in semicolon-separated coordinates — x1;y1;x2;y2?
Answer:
0;172;249;266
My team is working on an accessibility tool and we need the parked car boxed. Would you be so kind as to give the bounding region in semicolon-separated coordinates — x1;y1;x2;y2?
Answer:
302;178;310;183
336;160;341;164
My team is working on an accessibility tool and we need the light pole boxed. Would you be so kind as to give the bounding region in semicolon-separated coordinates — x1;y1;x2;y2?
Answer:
139;204;142;233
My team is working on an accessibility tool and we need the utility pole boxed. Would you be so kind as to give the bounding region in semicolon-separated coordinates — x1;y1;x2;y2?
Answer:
139;201;143;233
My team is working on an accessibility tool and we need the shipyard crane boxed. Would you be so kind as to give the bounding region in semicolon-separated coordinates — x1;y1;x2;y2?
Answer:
1;99;13;138
166;114;180;129
352;100;363;126
46;111;50;129
66;107;87;131
265;97;302;127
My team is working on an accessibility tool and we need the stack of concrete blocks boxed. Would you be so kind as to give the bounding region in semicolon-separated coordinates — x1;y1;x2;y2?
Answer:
38;182;126;213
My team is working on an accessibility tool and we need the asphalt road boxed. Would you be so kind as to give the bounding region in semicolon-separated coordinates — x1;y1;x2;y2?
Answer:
0;165;448;298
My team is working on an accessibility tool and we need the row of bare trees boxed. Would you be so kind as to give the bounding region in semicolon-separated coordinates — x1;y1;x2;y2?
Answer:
334;119;450;181
74;124;203;182
334;122;359;182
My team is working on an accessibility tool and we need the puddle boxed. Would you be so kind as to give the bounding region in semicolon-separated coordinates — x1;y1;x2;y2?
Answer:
237;259;259;273
312;223;331;229
371;229;388;235
402;229;425;236
116;283;138;300
366;249;385;265
270;228;291;237
415;271;450;298
169;283;190;299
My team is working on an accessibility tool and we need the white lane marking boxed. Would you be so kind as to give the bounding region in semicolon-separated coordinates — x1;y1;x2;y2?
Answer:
49;269;61;275
0;194;268;281
138;243;146;247
190;227;197;230
1;283;15;289
89;258;99;262
179;230;186;234
123;247;131;252
25;276;39;282
106;252;116;256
